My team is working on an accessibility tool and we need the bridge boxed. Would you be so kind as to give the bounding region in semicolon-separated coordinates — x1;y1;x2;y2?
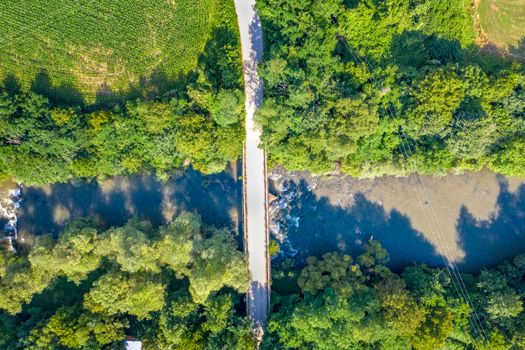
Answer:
234;0;269;338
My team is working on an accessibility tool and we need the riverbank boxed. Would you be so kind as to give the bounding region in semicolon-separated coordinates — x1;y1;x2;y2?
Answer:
3;165;524;273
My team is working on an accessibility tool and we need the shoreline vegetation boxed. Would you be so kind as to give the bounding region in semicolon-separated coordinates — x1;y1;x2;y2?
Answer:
256;0;525;179
2;223;525;349
0;213;254;349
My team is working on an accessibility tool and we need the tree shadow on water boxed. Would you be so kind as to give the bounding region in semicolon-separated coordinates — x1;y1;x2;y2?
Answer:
273;179;442;272
167;167;241;231
456;176;525;273
17;168;241;240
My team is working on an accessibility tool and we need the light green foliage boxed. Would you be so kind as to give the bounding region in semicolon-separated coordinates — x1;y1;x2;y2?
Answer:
298;253;363;297
202;294;236;334
375;275;426;337
97;220;160;274
209;90;244;127
0;252;6;279
410;306;454;350
478;269;524;321
155;213;202;276
490;138;525;177
28;306;127;349
357;240;390;275
84;271;166;320
265;288;397;349
30;221;101;284
130;101;175;134
0;259;54;314
189;230;250;304
268;239;280;257
487;292;524;319
406;67;466;138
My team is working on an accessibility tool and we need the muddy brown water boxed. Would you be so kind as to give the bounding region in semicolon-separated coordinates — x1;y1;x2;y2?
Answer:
269;169;525;273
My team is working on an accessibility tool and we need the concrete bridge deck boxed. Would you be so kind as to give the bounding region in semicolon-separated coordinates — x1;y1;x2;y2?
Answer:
234;0;269;335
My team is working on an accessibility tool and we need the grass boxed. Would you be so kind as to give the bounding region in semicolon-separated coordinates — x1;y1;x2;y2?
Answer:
0;0;229;101
478;0;525;52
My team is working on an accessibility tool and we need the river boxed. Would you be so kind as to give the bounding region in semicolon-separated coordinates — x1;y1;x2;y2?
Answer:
2;167;524;273
269;168;525;273
12;165;242;248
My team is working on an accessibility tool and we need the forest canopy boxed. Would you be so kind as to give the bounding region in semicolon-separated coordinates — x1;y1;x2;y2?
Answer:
256;0;525;177
3;231;525;349
0;213;253;349
266;242;525;350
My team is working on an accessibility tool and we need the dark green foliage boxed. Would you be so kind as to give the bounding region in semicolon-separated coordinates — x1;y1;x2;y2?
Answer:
257;0;525;177
264;244;525;350
0;213;252;349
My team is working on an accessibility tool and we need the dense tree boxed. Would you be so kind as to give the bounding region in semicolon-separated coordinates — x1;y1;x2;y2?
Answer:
0;213;252;349
266;246;525;349
27;306;127;349
188;229;250;304
257;0;525;177
84;271;166;319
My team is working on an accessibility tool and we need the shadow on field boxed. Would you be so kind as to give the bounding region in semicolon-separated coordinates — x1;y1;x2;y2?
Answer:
30;70;86;107
272;179;442;272
389;30;518;74
1;24;241;110
456;177;525;273
18;167;241;238
509;37;525;63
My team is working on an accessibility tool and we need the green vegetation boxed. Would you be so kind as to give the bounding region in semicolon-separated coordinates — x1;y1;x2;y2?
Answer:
0;0;244;184
0;0;224;101
4;229;525;349
0;213;253;349
257;0;525;178
478;0;525;51
266;242;525;349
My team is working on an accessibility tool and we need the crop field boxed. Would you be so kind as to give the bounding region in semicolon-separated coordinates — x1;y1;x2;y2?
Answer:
478;0;525;52
0;0;227;101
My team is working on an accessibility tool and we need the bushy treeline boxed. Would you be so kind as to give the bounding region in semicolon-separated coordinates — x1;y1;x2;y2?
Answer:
265;242;525;350
0;213;253;349
256;0;525;177
0;2;244;185
2;224;525;349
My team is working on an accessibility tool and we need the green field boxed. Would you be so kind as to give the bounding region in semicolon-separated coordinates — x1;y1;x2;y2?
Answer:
0;0;223;101
478;0;525;51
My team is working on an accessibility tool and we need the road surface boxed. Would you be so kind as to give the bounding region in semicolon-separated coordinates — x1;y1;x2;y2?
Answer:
234;0;269;333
